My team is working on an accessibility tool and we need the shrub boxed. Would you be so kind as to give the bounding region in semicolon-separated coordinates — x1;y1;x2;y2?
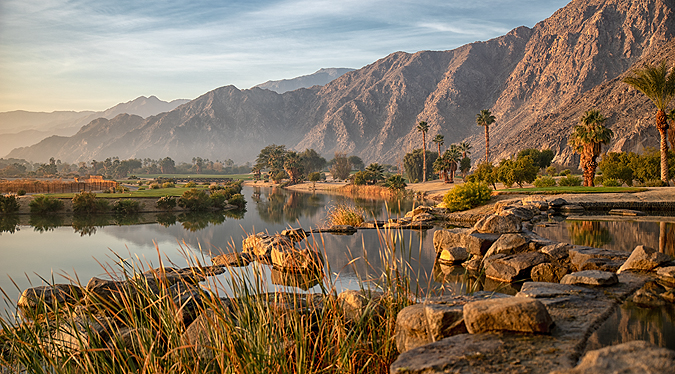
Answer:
593;175;604;185
72;191;110;214
138;187;146;191
602;178;621;187
443;182;491;212
156;196;177;210
210;190;230;209
0;194;21;214
185;181;197;188
178;189;212;211
162;182;175;189
149;183;160;190
137;180;144;186
561;169;572;176
533;176;556;188
29;195;64;214
385;175;407;193
326;204;365;226
112;199;141;214
228;193;246;208
545;166;557;177
644;179;668;187
17;189;26;196
558;175;582;186
116;185;129;193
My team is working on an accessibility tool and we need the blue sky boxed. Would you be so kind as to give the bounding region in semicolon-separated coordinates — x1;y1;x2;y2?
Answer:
0;0;570;112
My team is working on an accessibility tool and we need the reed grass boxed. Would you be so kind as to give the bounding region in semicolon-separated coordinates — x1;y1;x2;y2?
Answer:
0;227;419;374
338;185;396;199
325;204;366;227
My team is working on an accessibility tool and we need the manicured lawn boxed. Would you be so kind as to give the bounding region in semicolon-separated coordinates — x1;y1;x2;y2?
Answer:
133;173;252;180
46;187;206;198
496;186;648;194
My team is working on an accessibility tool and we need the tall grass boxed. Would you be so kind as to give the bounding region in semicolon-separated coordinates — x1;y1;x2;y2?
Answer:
0;228;419;374
325;204;366;226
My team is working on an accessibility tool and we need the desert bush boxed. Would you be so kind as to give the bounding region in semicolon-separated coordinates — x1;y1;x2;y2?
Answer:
149;183;160;190
326;204;365;226
29;195;64;214
385;175;407;193
640;179;668;187
558;175;582;186
561;169;572;176
156;196;177;210
178;189;212;211
601;178;621;187
228;193;246;208
443;182;491;212
116;185;129;193
533;176;556;188
162;182;175;189
210;190;231;209
545;166;557;177
185;181;197;188
112;199;141;214
17;189;26;196
0;194;21;214
138;187;146;191
72;191;110;213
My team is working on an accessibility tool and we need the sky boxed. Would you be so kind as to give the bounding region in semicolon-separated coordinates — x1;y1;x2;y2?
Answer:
0;0;570;113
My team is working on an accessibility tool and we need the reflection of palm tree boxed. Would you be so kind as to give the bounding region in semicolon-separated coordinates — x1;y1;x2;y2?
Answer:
29;215;63;233
568;221;613;247
0;215;20;234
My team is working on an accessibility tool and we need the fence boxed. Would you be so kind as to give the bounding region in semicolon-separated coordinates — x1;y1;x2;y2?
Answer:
0;179;118;194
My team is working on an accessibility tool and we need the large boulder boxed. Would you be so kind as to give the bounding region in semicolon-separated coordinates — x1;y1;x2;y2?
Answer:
17;284;84;318
473;214;522;234
539;243;571;263
550;340;675;374
243;233;295;257
463;297;553;334
483;233;530;258
437;246;469;265
338;290;384;323
484;252;550;283
618;245;672;274
271;246;324;273
433;228;500;256
530;263;569;283
211;252;253;267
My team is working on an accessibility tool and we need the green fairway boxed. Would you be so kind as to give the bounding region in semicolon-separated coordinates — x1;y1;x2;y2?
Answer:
46;187;208;199
132;173;252;180
496;186;648;194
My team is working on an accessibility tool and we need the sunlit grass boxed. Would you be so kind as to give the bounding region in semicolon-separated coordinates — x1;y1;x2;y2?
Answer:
326;204;366;226
46;187;208;199
496;186;648;194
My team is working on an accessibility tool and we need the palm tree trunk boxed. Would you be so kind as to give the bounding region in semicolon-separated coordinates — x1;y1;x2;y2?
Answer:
657;110;670;185
484;126;490;162
422;133;427;183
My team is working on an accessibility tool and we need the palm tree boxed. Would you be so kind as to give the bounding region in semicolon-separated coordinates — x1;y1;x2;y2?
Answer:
416;121;430;182
445;145;462;183
568;110;614;186
476;110;496;162
458;141;472;158
432;134;445;156
667;109;675;152
623;61;675;184
432;153;450;183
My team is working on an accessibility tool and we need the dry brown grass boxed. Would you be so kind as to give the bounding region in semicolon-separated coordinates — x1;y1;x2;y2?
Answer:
0;178;117;194
339;185;395;199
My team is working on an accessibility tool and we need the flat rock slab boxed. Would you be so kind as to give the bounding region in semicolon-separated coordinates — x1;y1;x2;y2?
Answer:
485;252;550;283
618;245;672;274
474;214;522;234
551;340;675;374
568;246;629;271
608;209;646;216
516;282;597;299
211;252;253;267
577;257;623;272
560;270;618;286
433;228;500;256
463;297;553;334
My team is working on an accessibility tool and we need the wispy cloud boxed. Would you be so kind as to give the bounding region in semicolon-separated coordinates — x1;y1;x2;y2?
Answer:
0;0;570;111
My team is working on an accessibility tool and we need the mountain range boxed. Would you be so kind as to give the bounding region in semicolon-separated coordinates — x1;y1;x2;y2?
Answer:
6;0;675;167
253;68;355;94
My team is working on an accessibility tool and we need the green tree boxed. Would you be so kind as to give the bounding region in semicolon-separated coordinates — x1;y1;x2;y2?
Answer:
159;157;175;174
568;110;614;186
517;149;555;169
385;175;407;193
472;162;497;190
283;151;304;184
404;149;438;183
476;110;496;162
365;163;385;184
348;155;365;171
416;121;430;182
300;149;327;175
623;60;675;184
432;134;444;156
330;152;352;180
460;156;471;178
458;141;472;158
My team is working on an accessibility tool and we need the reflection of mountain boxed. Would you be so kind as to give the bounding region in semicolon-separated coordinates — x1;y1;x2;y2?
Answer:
535;220;675;254
254;187;326;225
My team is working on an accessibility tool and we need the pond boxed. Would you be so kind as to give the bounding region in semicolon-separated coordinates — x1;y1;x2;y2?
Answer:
0;186;441;314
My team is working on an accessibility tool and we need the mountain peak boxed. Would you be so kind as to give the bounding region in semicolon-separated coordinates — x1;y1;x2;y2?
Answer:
253;68;355;94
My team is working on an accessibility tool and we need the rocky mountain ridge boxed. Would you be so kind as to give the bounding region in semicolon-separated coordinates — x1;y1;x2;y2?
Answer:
7;0;675;166
253;68;355;94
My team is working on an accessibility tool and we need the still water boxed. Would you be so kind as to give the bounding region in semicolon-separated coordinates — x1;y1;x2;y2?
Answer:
0;186;442;313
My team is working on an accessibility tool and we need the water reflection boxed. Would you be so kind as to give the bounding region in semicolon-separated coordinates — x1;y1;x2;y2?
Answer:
254;187;324;224
0;215;20;234
270;268;323;291
431;262;521;296
535;219;675;256
29;215;64;233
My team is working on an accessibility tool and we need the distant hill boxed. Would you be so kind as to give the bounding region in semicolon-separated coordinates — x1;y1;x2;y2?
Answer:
253;68;355;94
0;96;190;159
7;0;675;167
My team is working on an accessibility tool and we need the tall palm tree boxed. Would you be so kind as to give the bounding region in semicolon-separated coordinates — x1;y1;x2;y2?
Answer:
667;109;675;152
623;61;675;184
432;134;445;156
458;141;472;158
445;145;462;183
476;110;496;162
416;121;430;182
568;110;614;187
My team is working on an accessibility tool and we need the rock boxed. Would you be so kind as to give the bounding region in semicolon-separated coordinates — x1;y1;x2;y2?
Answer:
578;257;623;272
463;297;553;334
560;204;584;213
568;246;629;271
181;308;225;361
608;209;646;216
412;212;434;222
550;340;675;374
500;206;539;221
661;290;675;303
271;268;322;290
243;233;295;256
474;214;522;234
17;284;84;318
548;198;567;208
484;233;530;258
433;228;500;256
47;312;110;357
405;206;433;218
437;247;469;264
462;256;482;272
271;246;324;273
395;304;428;353
516;282;596;299
211;252;253;267
326;225;358;234
338;290;384;323
530;263;568;283
281;228;308;241
632;281;667;307
560;270;618;286
391;333;504;374
484;252;550;283
618;245;672;274
539;242;571;263
522;196;549;210
657;266;675;287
